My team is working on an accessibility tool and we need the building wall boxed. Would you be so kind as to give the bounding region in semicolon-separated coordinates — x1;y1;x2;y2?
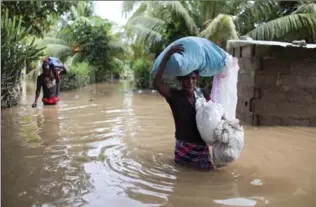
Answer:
228;41;316;126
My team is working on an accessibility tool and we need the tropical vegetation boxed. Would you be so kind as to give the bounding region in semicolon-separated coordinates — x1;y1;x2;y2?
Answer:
1;1;316;108
123;0;316;88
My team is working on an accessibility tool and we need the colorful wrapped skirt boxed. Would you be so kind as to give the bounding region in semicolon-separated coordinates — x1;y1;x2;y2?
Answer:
174;139;213;170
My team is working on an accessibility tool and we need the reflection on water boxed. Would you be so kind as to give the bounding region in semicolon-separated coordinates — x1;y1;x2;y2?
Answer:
2;82;316;207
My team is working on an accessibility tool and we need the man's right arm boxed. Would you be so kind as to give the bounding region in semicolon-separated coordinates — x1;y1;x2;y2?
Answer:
153;53;172;98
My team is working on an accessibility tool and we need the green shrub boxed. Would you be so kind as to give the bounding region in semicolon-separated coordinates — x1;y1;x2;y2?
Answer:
1;9;44;108
132;58;153;89
199;76;213;89
60;62;91;91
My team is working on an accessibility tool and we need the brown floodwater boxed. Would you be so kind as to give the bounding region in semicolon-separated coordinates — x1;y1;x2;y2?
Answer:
2;82;316;207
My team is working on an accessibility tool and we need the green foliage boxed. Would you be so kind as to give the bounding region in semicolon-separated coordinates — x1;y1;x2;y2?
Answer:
112;58;131;79
235;0;282;35
124;1;316;52
60;16;114;82
33;2;129;86
60;62;92;91
247;12;316;42
69;1;94;21
123;0;316;89
124;1;240;54
198;77;213;92
132;58;153;89
1;9;45;108
1;1;76;37
35;36;74;62
200;14;238;49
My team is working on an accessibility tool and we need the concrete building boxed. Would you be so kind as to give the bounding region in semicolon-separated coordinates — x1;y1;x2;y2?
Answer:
227;40;316;126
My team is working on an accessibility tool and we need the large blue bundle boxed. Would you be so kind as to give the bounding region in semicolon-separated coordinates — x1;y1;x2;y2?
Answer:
151;36;227;77
44;57;64;68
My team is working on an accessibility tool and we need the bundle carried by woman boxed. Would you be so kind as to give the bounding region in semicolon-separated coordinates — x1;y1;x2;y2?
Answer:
195;53;244;168
152;36;244;168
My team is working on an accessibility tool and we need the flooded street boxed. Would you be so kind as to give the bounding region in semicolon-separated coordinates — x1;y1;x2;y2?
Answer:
2;82;316;207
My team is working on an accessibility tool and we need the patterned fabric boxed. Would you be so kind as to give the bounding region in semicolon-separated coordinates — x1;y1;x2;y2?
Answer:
174;139;213;169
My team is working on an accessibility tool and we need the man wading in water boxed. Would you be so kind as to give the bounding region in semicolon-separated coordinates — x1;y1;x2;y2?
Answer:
153;44;214;170
32;62;60;108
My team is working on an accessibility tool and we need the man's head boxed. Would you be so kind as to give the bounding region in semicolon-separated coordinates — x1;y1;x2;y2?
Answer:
42;62;55;76
42;62;50;75
177;70;199;91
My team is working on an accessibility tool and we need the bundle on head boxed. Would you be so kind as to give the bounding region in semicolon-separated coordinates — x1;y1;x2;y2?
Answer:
151;36;227;77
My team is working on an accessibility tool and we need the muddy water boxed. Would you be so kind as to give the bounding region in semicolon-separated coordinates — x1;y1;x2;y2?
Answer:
2;82;316;207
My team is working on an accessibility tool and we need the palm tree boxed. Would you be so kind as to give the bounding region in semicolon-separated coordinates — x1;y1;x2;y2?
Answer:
34;2;129;66
244;1;316;42
123;0;316;51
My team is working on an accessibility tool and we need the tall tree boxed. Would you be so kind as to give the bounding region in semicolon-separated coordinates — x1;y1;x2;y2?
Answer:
1;1;76;37
34;2;130;82
123;0;316;53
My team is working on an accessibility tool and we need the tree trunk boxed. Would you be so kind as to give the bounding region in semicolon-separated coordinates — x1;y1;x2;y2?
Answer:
21;60;27;104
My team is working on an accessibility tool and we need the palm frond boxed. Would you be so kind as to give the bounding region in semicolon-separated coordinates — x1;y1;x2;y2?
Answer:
293;3;316;13
235;0;281;34
127;24;163;46
108;39;130;56
70;5;79;20
247;13;316;42
35;37;69;48
122;1;140;17
151;1;199;35
200;0;248;22
200;14;238;49
65;53;81;67
77;1;94;17
44;44;73;61
126;16;166;35
130;2;148;18
200;1;223;21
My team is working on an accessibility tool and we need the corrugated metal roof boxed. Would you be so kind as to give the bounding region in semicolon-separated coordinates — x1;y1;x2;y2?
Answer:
227;40;316;49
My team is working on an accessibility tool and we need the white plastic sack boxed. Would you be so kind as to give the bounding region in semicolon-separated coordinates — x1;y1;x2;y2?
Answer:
195;98;244;167
195;98;225;145
212;119;244;168
211;52;239;120
195;52;244;167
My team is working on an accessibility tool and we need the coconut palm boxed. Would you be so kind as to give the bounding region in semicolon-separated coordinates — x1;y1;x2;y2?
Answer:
34;1;130;66
123;0;316;51
35;27;129;65
123;1;246;50
28;1;130;83
234;1;316;42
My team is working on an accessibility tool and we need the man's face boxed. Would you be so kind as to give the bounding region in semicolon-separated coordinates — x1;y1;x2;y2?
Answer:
43;67;50;75
181;72;198;90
